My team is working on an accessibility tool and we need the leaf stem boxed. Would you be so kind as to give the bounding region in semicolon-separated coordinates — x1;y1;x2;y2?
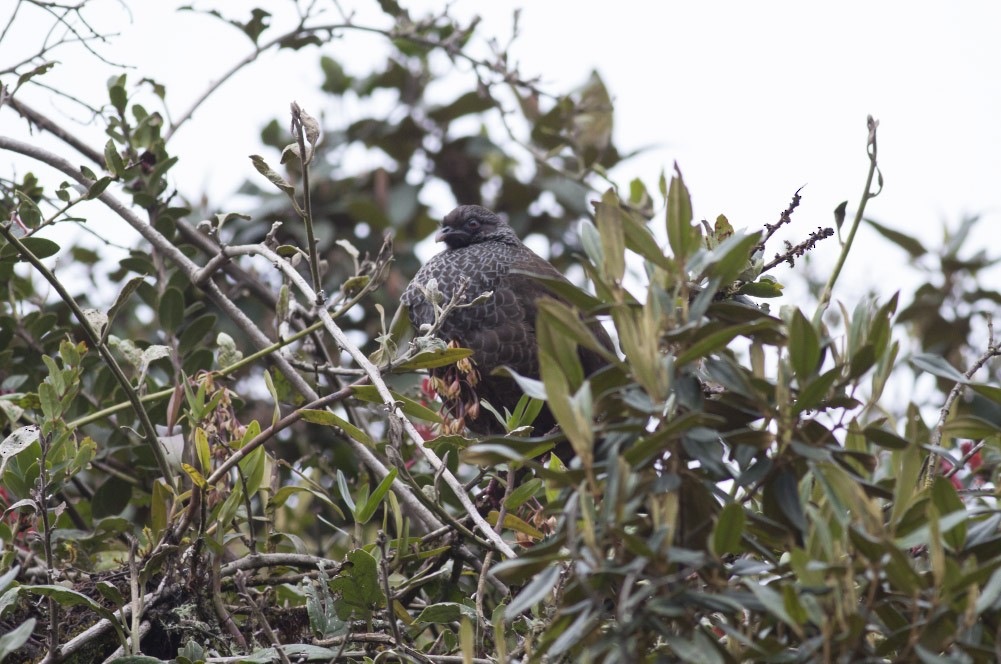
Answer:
814;116;882;322
290;102;323;301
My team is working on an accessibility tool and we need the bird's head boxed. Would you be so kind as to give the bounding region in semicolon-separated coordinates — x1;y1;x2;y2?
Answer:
435;205;514;248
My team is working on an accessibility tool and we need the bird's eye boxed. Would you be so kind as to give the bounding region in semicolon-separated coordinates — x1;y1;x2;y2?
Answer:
467;219;481;230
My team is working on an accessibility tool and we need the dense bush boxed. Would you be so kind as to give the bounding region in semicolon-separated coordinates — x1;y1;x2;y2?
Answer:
2;2;1001;663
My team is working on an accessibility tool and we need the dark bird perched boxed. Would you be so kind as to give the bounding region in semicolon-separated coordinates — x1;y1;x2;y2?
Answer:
402;205;614;436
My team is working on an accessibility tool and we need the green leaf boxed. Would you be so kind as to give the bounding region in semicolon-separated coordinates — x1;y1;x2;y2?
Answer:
104;275;147;341
16;196;42;228
263;369;281;427
354;468;397;524
536;299;617;365
712;502;745;556
104;139;126;177
793;368;840;414
329;549;382;620
594;188;626;281
538;349;592;464
738;278;784;298
975;566;1001;615
675;320;775;366
744;581;802;634
0;425;40;476
0;237;60;261
865;218;927;258
24;584;118;623
863;425;910;450
158;287;185;333
666;163;696;263
300;409;374;446
15;61;56;89
249;154;297;202
238;442;266;496
92;476;133;518
394;347;473;371
911;353;970;384
505;478;543;511
931;476;966;550
38;381;58;421
508;270;603;311
350;385;441;423
0;618;36;660
895;510;972;549
178;314;217;355
941;415;1001;439
504;563;561;619
788;309;821;382
428;92;495;124
86;176;114;200
489;511;545;540
415;602;478;624
108;74;127;115
971;383;1001;405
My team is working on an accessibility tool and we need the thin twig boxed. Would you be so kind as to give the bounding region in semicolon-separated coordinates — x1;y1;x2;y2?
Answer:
926;315;1001;484
754;186;804;254
36;433;59;657
290;102;323;299
815;116;882;320
377;531;403;646
234;572;292;664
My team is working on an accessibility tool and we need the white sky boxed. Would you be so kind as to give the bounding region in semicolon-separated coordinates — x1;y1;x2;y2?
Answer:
3;0;1001;304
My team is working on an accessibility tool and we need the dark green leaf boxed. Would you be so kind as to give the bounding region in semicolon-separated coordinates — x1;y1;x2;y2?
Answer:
505;478;543;511
92;476;133;518
329;549;382;620
911;353;969;383
0;619;37;660
712;503;745;556
676;320;776;366
0;237;60;261
158;287;185;333
179;314;217;355
931;476;966;550
788;309;820;381
666;163;696;262
415;602;477;624
941;415;1001;439
865;218;927;258
738;278;784;298
350;385;441;423
863;425;910;450
354;468;397;524
504;563;561;619
300;409;374;446
394;347;474;371
594;188;626;281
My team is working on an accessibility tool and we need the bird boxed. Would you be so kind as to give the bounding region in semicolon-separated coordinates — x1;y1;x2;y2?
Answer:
401;205;614;438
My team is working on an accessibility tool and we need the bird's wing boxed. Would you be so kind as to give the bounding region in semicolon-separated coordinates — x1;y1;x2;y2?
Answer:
506;250;617;369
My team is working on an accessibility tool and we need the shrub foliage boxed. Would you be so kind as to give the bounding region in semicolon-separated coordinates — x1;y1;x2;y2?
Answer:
1;2;1000;663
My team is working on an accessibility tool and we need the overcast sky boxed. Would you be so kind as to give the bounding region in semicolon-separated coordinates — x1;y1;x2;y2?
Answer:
4;0;1001;302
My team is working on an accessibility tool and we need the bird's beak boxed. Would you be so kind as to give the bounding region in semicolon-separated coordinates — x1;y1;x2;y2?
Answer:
434;227;451;243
